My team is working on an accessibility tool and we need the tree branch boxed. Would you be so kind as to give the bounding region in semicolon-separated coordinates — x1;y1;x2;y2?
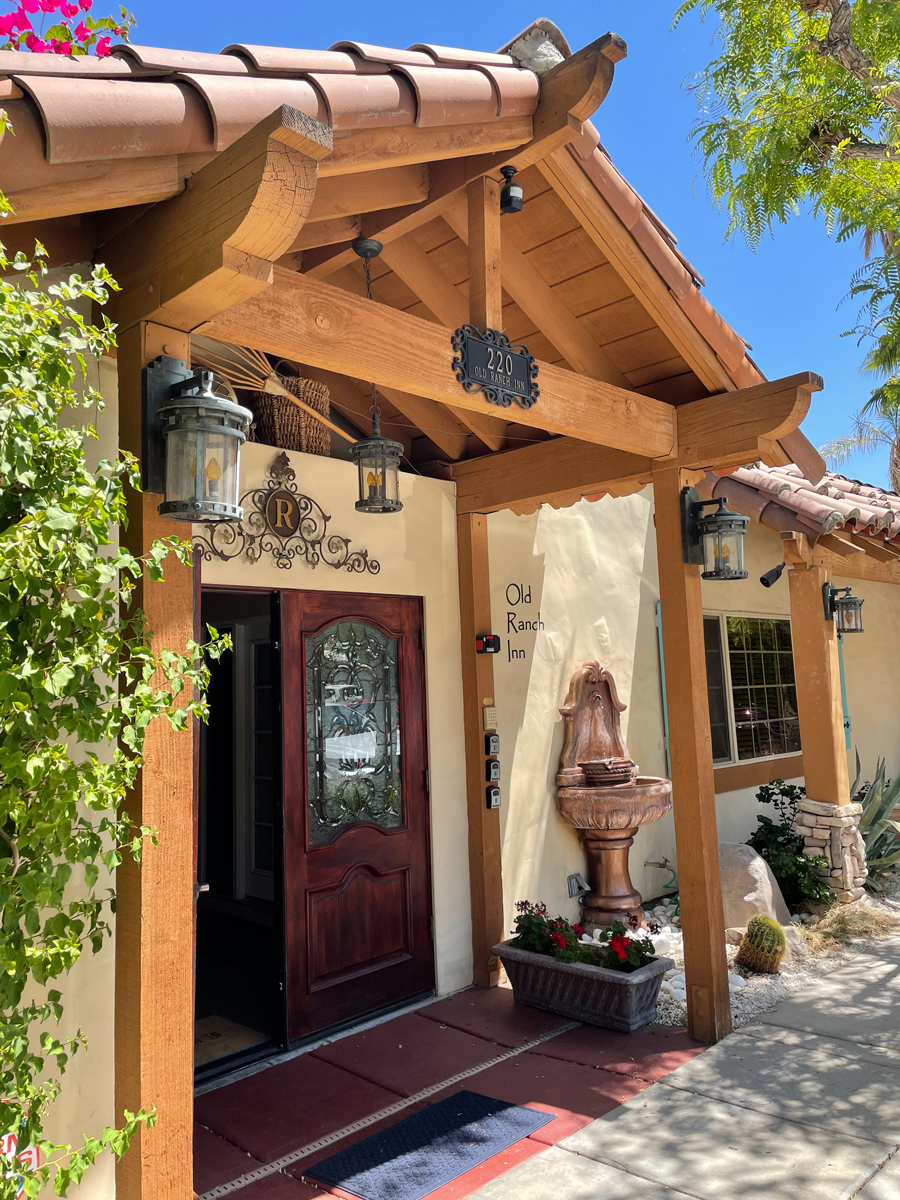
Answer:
0;827;21;877
810;127;900;159
801;0;900;113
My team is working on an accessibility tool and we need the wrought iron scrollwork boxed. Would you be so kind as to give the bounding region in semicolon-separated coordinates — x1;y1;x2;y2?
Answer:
451;324;540;410
192;452;380;574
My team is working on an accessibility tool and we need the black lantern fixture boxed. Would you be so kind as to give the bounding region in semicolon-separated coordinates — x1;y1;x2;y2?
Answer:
681;487;749;580
143;356;252;523
350;238;404;514
823;582;865;633
499;165;524;214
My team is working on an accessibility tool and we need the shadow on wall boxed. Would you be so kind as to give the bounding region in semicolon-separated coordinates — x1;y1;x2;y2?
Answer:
488;491;670;935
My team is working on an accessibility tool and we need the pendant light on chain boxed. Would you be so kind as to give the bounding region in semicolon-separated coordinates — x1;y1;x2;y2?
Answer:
350;239;404;513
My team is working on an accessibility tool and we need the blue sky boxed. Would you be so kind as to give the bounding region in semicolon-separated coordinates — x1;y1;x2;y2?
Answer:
134;0;889;487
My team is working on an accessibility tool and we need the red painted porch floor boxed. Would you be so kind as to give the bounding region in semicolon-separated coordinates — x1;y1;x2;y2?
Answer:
193;988;705;1199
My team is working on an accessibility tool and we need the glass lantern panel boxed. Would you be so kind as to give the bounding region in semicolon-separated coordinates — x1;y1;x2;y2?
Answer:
305;620;403;847
837;602;863;634
703;529;744;577
165;425;241;508
357;449;400;507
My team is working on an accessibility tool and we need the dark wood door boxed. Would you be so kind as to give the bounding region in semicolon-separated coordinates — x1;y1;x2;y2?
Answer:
282;591;434;1040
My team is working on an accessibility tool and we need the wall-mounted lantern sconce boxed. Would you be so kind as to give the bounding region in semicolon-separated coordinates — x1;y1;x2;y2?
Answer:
143;355;252;523
681;487;749;580
823;582;865;633
351;237;404;514
760;562;787;589
499;166;523;214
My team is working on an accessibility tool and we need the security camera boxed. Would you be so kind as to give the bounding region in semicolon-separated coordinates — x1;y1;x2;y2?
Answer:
760;562;786;588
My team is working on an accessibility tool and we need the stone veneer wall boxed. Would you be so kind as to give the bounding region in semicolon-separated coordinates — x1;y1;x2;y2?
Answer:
797;797;867;902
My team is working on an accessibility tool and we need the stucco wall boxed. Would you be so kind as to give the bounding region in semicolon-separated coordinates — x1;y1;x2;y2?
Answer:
202;441;471;996
486;490;900;932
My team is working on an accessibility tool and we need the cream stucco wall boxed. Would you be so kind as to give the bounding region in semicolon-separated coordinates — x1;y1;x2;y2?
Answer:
486;490;900;933
202;441;472;995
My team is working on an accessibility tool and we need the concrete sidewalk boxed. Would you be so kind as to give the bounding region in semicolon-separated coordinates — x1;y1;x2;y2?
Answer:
470;937;900;1200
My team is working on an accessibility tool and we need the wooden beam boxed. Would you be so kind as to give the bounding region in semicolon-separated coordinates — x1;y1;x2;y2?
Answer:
467;176;502;329
104;106;331;331
290;215;361;252
674;373;822;469
653;464;731;1043
451;436;651;514
4;155;181;226
298;365;414;456
849;532;900;562
115;321;195;1200
200;267;675;454
457;513;504;987
303;33;626;279
307;164;429;223
444;202;630;387
537;149;734;393
788;563;851;806
331;258;506;453
318;115;534;177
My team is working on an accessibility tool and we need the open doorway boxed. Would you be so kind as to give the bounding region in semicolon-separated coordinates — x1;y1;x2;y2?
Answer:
195;588;286;1080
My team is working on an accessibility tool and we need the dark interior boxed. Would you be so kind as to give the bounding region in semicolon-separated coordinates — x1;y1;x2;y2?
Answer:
195;588;286;1079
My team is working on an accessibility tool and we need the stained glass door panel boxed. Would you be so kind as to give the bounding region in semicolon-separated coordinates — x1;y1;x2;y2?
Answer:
306;621;403;846
282;591;433;1040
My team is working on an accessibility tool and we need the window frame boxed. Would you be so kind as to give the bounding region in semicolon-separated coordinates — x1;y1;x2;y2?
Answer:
703;609;801;768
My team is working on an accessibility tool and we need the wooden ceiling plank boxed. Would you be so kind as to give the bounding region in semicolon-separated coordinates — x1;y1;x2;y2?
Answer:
451;436;652;514
445;202;630;387
303;32;627;279
290;215;360;252
537;149;733;393
307;164;428;223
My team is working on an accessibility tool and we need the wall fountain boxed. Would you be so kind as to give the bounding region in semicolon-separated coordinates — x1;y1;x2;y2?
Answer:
557;661;673;932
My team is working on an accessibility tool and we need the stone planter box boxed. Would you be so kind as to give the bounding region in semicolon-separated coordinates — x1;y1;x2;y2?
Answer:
493;938;673;1033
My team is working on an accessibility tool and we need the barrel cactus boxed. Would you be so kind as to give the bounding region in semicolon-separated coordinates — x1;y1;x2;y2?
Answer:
735;914;786;974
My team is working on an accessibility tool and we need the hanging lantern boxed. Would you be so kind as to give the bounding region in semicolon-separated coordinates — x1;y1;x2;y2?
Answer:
680;488;749;580
156;380;252;522
351;237;404;514
823;582;865;633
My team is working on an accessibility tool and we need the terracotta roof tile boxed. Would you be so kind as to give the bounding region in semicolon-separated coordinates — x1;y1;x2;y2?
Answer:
407;44;517;67
471;63;539;119
14;76;212;164
393;64;496;127
328;41;434;67
114;44;250;74
221;45;380;74
306;71;415;130
178;74;326;150
678;285;751;374
0;47;132;76
1;96;112;188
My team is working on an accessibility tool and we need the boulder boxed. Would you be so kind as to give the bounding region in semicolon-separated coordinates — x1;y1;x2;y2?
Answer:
718;842;791;929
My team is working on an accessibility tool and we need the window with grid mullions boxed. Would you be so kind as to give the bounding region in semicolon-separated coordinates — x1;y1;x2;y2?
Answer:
704;615;801;764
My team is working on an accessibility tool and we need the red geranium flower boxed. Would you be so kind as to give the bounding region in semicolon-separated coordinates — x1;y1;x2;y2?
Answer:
549;932;566;949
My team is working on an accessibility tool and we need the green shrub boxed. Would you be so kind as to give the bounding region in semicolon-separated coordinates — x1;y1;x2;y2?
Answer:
747;780;832;910
852;753;900;881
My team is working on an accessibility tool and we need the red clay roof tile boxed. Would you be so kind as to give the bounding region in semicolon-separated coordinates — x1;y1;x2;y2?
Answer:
178;74;325;150
0;47;132;76
393;64;496;128
14;76;213;164
470;63;539;119
329;42;433;67
678;285;750;373
114;44;250;74
307;71;415;129
407;44;517;67
1;96;112;189
221;45;377;74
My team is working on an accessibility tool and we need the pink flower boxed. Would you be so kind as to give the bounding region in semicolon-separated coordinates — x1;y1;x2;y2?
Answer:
21;0;39;13
95;33;110;55
24;31;46;50
10;6;32;29
0;13;14;35
60;1;78;16
74;19;88;40
78;0;91;8
55;38;71;52
39;0;60;10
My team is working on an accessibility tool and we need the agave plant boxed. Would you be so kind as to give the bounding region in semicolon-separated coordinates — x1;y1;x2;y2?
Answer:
852;753;900;880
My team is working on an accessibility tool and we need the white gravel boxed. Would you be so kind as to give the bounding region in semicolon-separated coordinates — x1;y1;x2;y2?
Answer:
649;881;900;1029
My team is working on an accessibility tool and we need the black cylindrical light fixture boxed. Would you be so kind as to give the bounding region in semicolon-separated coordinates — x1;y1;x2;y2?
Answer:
697;498;749;580
499;166;524;214
157;382;251;522
760;562;787;588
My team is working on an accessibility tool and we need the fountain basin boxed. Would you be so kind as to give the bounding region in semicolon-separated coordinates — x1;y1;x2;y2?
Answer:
558;777;672;831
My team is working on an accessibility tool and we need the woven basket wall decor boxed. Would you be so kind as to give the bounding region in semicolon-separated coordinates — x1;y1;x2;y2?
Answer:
251;371;331;457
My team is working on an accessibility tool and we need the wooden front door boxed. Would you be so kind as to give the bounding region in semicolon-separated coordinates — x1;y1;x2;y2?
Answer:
282;591;434;1040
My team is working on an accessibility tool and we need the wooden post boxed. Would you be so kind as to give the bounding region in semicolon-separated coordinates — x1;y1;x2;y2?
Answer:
653;465;732;1043
115;322;196;1200
788;562;850;805
467;176;502;329
457;513;504;987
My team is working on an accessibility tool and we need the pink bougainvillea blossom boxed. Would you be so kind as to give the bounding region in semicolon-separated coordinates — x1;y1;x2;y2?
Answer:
24;30;45;49
94;33;110;54
73;18;87;38
59;1;78;16
38;0;59;10
78;0;91;8
12;9;33;30
20;0;39;13
0;0;134;53
55;37;71;51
